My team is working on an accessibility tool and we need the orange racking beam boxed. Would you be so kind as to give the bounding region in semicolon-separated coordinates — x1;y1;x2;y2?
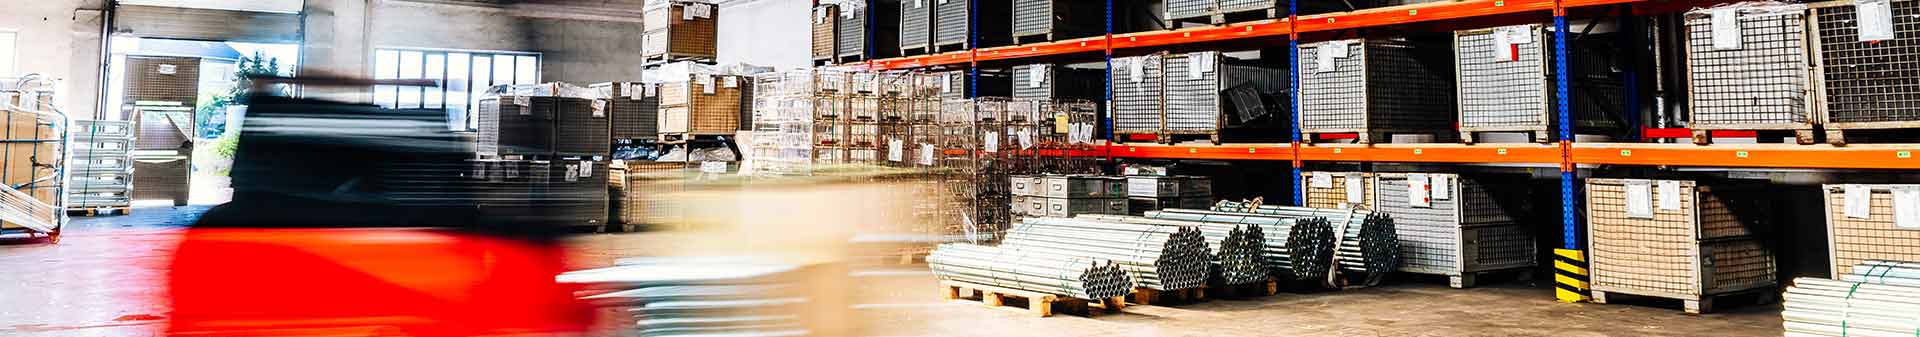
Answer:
1297;144;1563;165
1101;143;1293;161
1570;143;1920;170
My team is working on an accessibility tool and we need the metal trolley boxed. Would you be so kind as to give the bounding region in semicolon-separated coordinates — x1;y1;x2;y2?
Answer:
0;75;71;243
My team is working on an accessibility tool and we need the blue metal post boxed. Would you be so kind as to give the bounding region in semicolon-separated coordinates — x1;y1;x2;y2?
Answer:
1104;0;1115;142
1289;0;1303;206
1619;11;1640;141
1554;15;1577;251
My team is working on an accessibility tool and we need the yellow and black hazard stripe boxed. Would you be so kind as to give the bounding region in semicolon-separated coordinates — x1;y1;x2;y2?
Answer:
1554;249;1590;303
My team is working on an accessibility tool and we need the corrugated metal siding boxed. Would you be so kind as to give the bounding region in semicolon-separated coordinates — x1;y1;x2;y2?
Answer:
1814;0;1920;124
1113;55;1165;133
1684;6;1813;127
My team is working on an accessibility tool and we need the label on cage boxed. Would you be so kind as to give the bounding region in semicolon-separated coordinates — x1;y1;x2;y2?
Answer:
724;76;739;88
815;9;827;24
1128;58;1144;82
1857;0;1895;41
514;95;530;106
1710;8;1742;50
1018;130;1033;150
1895;186;1920;229
1316;44;1339;72
694;4;713;19
914;0;923;8
580;160;594;178
888;139;904;162
983;131;999;152
1493;32;1516;61
592;99;607;117
1407;174;1432;208
157;64;177;75
1845;184;1872;219
942;74;953;93
1658;180;1682;210
629;84;644;100
1188;54;1207;79
565;164;581;182
1508;26;1533;44
701;76;717;94
940;0;948;4
645;85;657;97
1344;173;1364;204
1029;65;1046;88
920;144;936;165
1055;113;1070;134
1310;172;1332;188
700;161;727;173
1625;180;1654;219
1431;174;1450;200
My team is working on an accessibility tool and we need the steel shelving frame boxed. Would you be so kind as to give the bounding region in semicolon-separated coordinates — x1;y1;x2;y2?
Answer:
849;0;1920;298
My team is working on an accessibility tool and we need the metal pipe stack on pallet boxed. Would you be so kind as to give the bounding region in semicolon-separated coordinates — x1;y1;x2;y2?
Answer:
1681;2;1818;144
1002;217;1213;291
1126;175;1213;215
1374;173;1535;288
1298;37;1456;144
1810;0;1920;144
1823;184;1920;278
1783;261;1920;337
1077;214;1271;286
1142;209;1337;284
1454;24;1624;143
929;243;1134;300
1585;178;1777;314
1192;203;1400;286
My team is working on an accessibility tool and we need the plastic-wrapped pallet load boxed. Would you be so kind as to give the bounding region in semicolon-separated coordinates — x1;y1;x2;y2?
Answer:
812;4;840;64
933;0;1010;51
1375;173;1535;288
1298;37;1456;144
1585;178;1776;314
1011;0;1103;43
899;0;935;55
642;0;719;63
1454;24;1625;143
1810;0;1920;144
1301;171;1376;210
1683;2;1817;144
1822;184;1920;278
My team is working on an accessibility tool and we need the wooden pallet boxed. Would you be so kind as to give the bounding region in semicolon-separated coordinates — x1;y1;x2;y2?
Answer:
932;42;969;53
1303;131;1455;144
642;54;716;67
1461;130;1554;144
940;280;1124;317
1128;287;1205;306
1012;33;1057;45
899;46;931;57
68;206;130;216
1589;286;1777;315
1209;279;1279;298
1692;128;1816;145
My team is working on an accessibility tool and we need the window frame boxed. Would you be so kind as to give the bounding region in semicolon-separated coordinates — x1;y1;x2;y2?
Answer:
371;47;542;131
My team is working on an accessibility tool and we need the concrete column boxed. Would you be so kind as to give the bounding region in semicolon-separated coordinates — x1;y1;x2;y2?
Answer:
299;0;371;103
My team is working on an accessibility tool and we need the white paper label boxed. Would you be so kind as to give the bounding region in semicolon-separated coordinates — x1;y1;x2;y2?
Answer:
580;161;594;178
700;76;717;94
1316;44;1338;72
1311;172;1333;188
629;83;644;100
513;95;530;106
1508;27;1533;44
1658;180;1682;210
1018;130;1033;150
920;144;936;165
644;85;657;97
1493;32;1515;61
888;139;905;162
1188;54;1206;79
1344;173;1364;205
1431;175;1450;200
1845;184;1872;219
814;9;825;24
1895;186;1920;229
700;161;727;173
592;99;607;117
942;74;953;93
1407;174;1431;208
564;165;580;182
694;4;712;19
683;5;696;20
723;76;738;88
1129;58;1144;83
983;131;999;152
157;64;177;75
940;0;948;4
1857;0;1896;41
1028;65;1046;88
1625;180;1654;219
1710;8;1742;50
914;0;923;8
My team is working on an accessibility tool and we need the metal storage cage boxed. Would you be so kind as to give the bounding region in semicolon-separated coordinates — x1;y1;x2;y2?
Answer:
554;98;611;157
1301;171;1375;210
1585;178;1776;314
1455;24;1626;143
813;4;841;65
1113;54;1166;139
1682;3;1817;144
933;70;1011;100
1011;0;1104;43
1299;37;1457;144
1810;0;1920;144
1011;64;1106;103
1374;173;1535;288
476;96;561;157
659;74;747;137
900;0;936;55
1821;184;1920;278
70;120;135;210
1164;51;1290;144
838;0;902;63
474;159;610;228
590;82;661;141
642;1;719;64
933;0;1010;52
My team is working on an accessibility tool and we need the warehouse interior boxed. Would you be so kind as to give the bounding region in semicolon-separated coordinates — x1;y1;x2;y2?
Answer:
2;0;1919;336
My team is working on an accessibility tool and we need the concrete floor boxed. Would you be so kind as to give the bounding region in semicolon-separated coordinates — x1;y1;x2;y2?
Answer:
1;206;1784;337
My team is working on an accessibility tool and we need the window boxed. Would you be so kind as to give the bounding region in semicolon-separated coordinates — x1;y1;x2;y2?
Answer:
0;31;17;77
373;48;540;130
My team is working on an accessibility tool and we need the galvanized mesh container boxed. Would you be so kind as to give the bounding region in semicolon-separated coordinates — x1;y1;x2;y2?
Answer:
1011;64;1105;103
642;1;719;61
813;4;840;62
619;162;689;225
1165;0;1214;23
1302;171;1375;210
591;83;662;141
1812;0;1920;129
1012;0;1103;42
1375;173;1535;286
1456;24;1625;142
1299;38;1456;143
1683;3;1815;131
133;157;190;205
900;0;935;52
477;96;562;156
932;70;1011;100
1219;0;1278;15
554;98;610;156
1113;54;1166;135
1165;51;1290;139
1822;184;1920;278
934;0;1010;49
1586;178;1776;310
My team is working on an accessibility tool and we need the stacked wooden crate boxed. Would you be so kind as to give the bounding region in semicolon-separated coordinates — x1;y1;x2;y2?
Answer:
659;73;747;141
643;1;719;64
1585;178;1776;314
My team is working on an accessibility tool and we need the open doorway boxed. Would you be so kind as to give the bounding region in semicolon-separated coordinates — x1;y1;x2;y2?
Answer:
103;36;296;207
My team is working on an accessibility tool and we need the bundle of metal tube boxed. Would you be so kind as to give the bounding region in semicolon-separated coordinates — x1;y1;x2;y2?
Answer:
1207;201;1402;285
557;257;813;337
1075;214;1270;286
1136;210;1336;283
926;243;1134;300
1000;217;1214;291
1782;261;1920;337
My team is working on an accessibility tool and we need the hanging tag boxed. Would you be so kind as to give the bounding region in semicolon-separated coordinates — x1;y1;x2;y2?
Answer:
843;7;854;18
1344;173;1364;205
1857;0;1895;41
702;76;717;94
1188;54;1205;79
723;76;739;88
645;85;657;97
1508;26;1533;44
1431;174;1450;200
1407;174;1432;208
1310;172;1332;188
983;131;999;152
629;84;644;100
592;99;607;117
814;9;825;24
1845;184;1872;219
1054;113;1071;134
1710;8;1742;50
157;64;178;75
940;0;948;4
1128;58;1144;83
683;4;696;20
565;164;581;182
914;0;923;8
1894;186;1920;228
696;4;713;19
1316;43;1342;72
580;161;594;178
888;139;904;162
513;95;530;106
920;144;936;165
1028;65;1046;88
942;73;953;93
1625;180;1654;219
1493;31;1516;61
1658;180;1682;210
1018;130;1033;149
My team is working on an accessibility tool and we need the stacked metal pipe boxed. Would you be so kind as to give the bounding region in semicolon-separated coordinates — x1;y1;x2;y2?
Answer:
1783;261;1920;337
1138;210;1336;283
1000;217;1213;291
558;257;814;337
927;243;1133;300
1209;200;1402;285
1075;214;1270;286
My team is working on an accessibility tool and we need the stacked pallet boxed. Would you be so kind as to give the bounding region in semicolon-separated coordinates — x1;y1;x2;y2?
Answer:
1126;175;1213;215
642;0;718;64
1374;173;1535;288
1585;178;1776;314
70;120;134;212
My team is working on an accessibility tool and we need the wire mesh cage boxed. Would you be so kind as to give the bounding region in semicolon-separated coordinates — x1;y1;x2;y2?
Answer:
1821;184;1920;279
933;0;1010;49
591;82;662;141
1113;54;1167;137
1299;37;1457;143
900;0;936;53
1585;178;1776;312
1455;24;1626;143
1682;3;1816;135
1165;51;1291;143
1374;173;1535;287
1011;0;1104;43
641;1;719;62
1811;0;1920;138
812;4;840;63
